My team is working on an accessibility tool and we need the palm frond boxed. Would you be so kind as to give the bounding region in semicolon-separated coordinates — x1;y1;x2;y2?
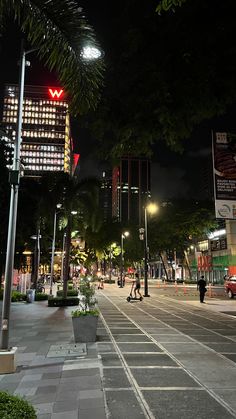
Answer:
0;0;104;114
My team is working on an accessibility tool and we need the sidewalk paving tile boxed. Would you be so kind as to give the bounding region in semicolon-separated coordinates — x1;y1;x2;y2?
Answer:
142;390;235;419
51;411;78;419
78;407;106;419
105;390;146;418
52;399;79;413
102;369;131;388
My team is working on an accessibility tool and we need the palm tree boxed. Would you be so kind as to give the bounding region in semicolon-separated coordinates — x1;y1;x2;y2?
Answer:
0;0;104;113
61;176;101;298
35;172;101;297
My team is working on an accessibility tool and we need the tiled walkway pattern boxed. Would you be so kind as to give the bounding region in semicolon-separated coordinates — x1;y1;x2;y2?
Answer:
0;286;236;418
97;290;236;419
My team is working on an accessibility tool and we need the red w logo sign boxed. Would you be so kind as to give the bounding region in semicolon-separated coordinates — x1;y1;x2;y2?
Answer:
48;88;64;99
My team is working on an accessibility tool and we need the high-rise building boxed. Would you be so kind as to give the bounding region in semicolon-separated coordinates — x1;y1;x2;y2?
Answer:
112;156;151;224
1;84;72;178
100;170;113;222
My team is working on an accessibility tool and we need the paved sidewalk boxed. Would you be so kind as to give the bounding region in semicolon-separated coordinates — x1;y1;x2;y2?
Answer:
0;284;236;418
0;301;107;419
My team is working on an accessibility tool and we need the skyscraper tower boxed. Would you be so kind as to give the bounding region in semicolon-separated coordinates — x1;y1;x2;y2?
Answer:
1;84;71;178
112;156;151;224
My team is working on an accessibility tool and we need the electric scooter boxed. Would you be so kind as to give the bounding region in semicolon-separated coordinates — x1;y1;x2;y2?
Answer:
126;281;143;302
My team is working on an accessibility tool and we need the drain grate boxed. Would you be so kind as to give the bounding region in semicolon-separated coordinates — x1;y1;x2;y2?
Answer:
47;343;87;357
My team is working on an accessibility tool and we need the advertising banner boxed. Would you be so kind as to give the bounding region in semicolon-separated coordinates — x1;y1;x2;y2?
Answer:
212;131;236;219
197;255;212;272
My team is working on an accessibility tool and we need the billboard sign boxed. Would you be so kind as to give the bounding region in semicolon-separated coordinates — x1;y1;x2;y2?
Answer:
212;131;236;219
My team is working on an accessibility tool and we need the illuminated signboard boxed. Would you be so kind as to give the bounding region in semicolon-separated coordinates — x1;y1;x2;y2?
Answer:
48;88;64;100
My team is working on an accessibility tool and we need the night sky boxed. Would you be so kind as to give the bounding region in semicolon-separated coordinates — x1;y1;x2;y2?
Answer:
1;2;236;202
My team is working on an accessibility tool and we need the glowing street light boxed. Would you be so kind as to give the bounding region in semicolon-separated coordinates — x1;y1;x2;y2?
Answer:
81;46;102;60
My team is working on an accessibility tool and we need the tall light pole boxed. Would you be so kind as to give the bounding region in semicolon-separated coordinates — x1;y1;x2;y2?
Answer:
60;232;66;286
120;231;129;288
109;242;116;283
31;229;42;289
0;42;33;350
50;203;62;295
143;203;159;297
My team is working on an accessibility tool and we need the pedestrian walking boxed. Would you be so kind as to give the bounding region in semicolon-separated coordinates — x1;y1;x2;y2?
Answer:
197;275;207;303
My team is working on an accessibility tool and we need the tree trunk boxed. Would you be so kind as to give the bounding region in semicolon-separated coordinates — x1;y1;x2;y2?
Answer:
159;252;169;281
63;215;71;298
184;250;192;281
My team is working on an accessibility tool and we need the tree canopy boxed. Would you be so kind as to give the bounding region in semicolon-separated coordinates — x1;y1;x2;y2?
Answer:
86;0;236;159
156;0;187;14
148;200;217;256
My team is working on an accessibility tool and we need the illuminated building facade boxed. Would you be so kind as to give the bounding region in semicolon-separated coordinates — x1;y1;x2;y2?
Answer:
100;170;113;222
2;84;71;177
112;156;151;224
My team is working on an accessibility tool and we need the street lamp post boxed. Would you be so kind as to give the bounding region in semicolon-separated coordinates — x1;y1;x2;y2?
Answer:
50;204;62;295
31;229;41;289
1;42;28;350
109;242;116;283
120;232;129;288
144;207;149;297
143;203;159;298
60;232;66;285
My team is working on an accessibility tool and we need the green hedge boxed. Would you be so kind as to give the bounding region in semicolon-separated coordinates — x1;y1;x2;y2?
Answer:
48;297;79;307
35;292;49;301
0;290;26;302
12;291;27;302
56;289;78;297
0;391;36;418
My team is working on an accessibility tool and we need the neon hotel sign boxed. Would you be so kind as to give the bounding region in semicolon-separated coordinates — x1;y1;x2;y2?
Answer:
48;88;64;99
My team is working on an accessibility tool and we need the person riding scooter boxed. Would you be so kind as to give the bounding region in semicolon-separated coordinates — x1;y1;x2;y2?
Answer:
134;272;142;299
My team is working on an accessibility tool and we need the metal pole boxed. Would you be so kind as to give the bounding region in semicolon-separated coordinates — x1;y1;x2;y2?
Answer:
109;245;112;283
1;42;25;350
61;232;66;285
61;233;66;284
143;207;150;297
37;228;40;281
50;210;57;295
119;234;124;288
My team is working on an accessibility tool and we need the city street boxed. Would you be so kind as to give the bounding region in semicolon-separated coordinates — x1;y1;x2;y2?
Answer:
0;283;236;418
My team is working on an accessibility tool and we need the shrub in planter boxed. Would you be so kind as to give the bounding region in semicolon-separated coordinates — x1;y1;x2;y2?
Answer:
35;292;49;301
56;289;78;297
0;290;26;302
0;391;37;418
48;297;79;307
11;291;26;302
71;277;99;342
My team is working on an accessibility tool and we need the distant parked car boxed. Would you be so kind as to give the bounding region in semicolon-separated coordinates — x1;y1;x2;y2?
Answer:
225;276;236;298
